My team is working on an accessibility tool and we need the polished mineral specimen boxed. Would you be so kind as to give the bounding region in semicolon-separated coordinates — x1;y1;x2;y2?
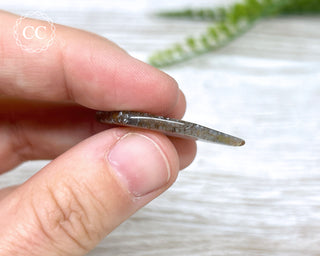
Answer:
96;111;245;146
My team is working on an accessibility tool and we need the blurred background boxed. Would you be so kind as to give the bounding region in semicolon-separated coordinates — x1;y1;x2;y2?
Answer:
1;0;320;255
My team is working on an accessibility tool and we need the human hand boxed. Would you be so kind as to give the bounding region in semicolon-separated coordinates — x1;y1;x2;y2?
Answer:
0;11;196;256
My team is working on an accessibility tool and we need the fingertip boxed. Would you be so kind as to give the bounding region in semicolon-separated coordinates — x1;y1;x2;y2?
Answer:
167;89;187;119
113;56;182;116
55;25;181;115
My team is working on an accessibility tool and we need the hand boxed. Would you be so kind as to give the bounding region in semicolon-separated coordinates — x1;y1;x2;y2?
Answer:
0;11;196;256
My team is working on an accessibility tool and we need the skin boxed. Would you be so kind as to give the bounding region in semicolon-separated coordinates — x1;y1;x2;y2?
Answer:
0;11;196;256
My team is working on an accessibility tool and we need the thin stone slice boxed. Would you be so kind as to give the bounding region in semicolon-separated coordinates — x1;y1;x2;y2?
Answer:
96;111;245;146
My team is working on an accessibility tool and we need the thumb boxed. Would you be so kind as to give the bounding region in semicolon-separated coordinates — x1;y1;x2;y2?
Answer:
0;128;179;256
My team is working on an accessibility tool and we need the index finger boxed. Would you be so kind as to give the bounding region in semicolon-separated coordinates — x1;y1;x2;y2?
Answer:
0;10;185;117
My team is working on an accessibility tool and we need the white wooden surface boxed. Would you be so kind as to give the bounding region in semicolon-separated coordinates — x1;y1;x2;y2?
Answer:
1;1;320;255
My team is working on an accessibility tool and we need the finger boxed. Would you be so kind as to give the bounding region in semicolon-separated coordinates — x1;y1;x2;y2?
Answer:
0;10;184;117
0;95;192;173
0;128;181;256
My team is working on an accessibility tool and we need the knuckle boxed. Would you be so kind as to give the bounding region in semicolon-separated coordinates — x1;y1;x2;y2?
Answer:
31;180;106;253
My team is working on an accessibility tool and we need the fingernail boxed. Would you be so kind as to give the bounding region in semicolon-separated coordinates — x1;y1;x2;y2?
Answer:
107;133;171;197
